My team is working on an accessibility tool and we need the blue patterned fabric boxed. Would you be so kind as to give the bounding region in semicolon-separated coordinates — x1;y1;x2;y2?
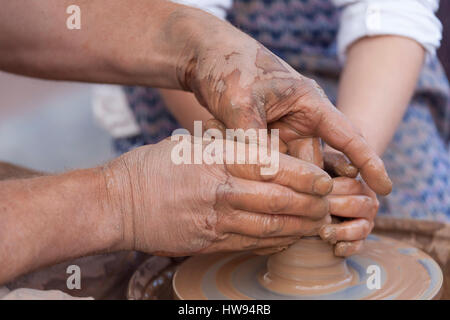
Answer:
116;0;450;221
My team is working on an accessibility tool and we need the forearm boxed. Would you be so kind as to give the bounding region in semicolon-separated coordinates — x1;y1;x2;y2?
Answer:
0;0;216;89
337;36;425;155
0;168;123;285
0;162;43;181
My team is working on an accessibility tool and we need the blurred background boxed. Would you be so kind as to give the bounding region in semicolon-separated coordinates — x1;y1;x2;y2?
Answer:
0;75;115;172
0;3;449;173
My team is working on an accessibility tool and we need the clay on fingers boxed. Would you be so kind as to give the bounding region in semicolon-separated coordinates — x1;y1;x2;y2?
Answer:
334;240;365;257
287;138;324;169
218;176;329;219
224;150;332;196
323;150;358;178
217;209;331;239
327;195;377;220
319;219;373;244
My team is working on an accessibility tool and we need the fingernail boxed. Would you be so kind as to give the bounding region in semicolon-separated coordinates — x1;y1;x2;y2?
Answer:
319;224;337;244
313;176;333;195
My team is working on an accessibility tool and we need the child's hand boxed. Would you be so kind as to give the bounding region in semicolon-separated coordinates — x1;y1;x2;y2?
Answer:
319;176;379;257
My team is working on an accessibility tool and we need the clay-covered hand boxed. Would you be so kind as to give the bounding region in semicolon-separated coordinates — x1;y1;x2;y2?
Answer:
319;177;379;257
102;138;332;256
179;26;392;196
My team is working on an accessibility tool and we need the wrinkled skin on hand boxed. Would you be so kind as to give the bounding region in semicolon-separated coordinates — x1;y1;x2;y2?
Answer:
102;138;333;256
205;120;377;257
178;24;392;196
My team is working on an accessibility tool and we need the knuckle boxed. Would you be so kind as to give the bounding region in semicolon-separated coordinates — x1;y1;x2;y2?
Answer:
309;197;329;218
258;163;277;181
261;215;286;236
304;77;318;90
305;78;327;100
216;177;235;203
268;188;291;213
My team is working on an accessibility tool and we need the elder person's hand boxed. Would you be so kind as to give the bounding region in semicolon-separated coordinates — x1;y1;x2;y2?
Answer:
203;120;378;257
103;137;333;256
177;19;392;196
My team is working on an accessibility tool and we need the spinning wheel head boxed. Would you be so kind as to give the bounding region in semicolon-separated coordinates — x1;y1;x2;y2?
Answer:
173;235;443;300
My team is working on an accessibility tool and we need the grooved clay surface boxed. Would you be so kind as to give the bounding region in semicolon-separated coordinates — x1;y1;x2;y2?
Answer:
173;235;443;300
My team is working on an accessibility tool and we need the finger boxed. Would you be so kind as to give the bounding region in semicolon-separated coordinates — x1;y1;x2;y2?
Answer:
334;240;365;257
314;106;392;195
283;83;392;195
218;210;331;238
206;234;300;253
323;150;358;178
287;138;323;168
267;122;297;154
269;123;324;168
319;219;373;244
269;121;307;143
330;177;365;195
328;195;377;219
207;118;288;154
225;150;333;196
218;177;328;219
206;117;332;196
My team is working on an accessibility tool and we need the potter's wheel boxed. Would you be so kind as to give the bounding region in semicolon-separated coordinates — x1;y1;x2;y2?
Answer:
173;235;443;300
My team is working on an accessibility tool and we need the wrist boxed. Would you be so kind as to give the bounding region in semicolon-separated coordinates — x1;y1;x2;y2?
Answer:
173;7;253;92
63;167;127;254
100;156;137;252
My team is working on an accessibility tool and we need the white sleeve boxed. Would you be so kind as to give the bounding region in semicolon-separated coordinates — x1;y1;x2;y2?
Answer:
170;0;233;20
332;0;442;62
92;85;141;138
